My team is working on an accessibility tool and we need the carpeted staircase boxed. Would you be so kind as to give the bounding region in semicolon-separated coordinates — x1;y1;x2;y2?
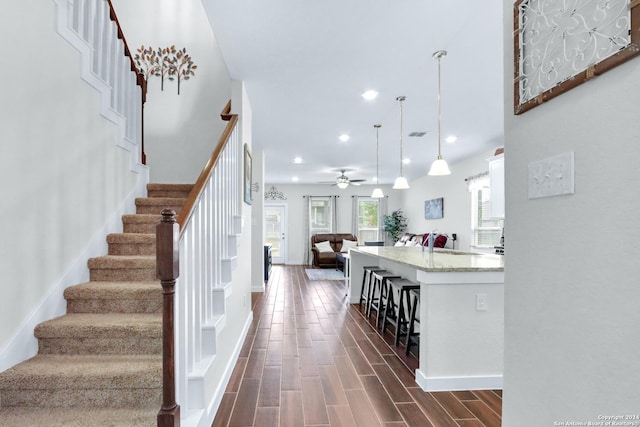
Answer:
0;183;192;426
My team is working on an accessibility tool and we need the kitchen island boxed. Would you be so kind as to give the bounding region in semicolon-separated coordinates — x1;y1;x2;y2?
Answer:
348;246;505;392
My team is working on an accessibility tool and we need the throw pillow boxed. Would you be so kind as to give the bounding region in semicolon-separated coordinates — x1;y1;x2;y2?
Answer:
340;239;357;252
422;233;448;248
314;240;333;253
394;241;405;247
405;240;418;247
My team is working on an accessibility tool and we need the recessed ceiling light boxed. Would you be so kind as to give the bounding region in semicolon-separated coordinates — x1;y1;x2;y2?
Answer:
292;176;299;182
445;135;457;143
293;157;304;164
403;158;411;164
338;134;350;142
362;90;378;100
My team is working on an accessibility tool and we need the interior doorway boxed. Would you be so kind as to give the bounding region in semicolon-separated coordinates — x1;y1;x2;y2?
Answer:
265;204;287;264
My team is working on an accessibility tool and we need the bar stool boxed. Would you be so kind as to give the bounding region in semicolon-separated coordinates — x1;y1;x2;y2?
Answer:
381;278;420;346
405;288;421;356
359;266;386;313
368;271;401;326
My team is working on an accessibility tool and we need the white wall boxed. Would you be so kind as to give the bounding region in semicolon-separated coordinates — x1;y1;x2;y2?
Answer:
502;1;640;425
111;0;232;184
232;80;265;293
0;2;144;368
399;149;502;252
262;184;402;265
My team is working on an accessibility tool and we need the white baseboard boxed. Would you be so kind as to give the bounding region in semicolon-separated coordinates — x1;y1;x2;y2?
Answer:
252;283;266;292
415;369;503;391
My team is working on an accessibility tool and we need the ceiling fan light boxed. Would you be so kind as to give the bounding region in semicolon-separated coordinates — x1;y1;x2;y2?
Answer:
428;157;451;176
371;187;384;198
336;181;349;189
392;176;409;189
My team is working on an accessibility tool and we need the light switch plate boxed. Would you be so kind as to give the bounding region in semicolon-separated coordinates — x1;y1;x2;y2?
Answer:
528;152;574;199
476;293;488;311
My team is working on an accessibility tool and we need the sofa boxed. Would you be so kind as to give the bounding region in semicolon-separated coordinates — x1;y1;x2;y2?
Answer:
394;232;452;249
311;233;358;268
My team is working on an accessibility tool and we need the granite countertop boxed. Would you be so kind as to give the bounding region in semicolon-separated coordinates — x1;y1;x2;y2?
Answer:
350;246;504;272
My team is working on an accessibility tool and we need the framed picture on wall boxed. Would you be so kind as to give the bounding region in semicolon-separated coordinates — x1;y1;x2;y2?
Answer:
244;144;252;205
425;197;443;219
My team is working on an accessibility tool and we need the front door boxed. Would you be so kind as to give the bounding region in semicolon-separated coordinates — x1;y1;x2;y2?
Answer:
265;204;287;264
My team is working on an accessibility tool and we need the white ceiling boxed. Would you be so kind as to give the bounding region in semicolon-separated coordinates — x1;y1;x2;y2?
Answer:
203;0;505;186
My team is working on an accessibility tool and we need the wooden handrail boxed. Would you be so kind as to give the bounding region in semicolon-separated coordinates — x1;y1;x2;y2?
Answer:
106;0;148;164
177;102;238;234
220;99;233;121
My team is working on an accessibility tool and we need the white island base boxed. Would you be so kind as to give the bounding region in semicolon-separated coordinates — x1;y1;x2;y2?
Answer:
348;247;504;392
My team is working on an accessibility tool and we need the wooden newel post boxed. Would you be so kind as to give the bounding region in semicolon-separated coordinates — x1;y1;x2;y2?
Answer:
157;209;180;427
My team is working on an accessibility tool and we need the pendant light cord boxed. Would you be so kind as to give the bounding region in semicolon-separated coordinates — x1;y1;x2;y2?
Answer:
436;52;444;159
400;99;403;176
428;50;451;176
396;96;406;176
375;124;381;183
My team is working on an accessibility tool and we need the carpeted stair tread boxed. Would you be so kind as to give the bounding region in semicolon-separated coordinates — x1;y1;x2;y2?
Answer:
34;313;162;355
88;255;155;269
135;197;186;215
88;256;156;282
0;407;156;426
135;197;186;205
64;281;162;314
64;281;160;299
121;214;162;234
122;214;162;223
0;354;162;390
35;313;161;338
0;355;162;409
107;233;155;243
107;233;156;255
147;183;193;198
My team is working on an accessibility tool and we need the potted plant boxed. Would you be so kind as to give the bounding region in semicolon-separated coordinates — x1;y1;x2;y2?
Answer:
383;209;407;243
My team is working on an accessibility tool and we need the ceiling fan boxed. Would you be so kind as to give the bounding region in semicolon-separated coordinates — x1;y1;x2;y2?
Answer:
320;170;366;189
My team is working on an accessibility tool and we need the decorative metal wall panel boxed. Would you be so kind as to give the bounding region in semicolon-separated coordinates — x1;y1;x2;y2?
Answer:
514;0;640;114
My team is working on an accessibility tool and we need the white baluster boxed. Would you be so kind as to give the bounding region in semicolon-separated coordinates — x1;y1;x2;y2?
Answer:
98;1;108;81
204;184;213;319
81;0;90;42
175;237;187;410
71;0;80;34
194;203;202;361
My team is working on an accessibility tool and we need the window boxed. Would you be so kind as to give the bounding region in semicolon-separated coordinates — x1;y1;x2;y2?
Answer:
356;197;380;243
469;176;503;247
309;197;333;235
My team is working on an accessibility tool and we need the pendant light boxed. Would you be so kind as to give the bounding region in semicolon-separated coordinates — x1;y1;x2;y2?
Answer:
428;50;451;176
393;96;410;189
371;124;384;198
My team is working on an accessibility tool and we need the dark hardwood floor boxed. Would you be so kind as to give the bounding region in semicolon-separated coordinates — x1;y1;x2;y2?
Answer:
212;265;502;427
